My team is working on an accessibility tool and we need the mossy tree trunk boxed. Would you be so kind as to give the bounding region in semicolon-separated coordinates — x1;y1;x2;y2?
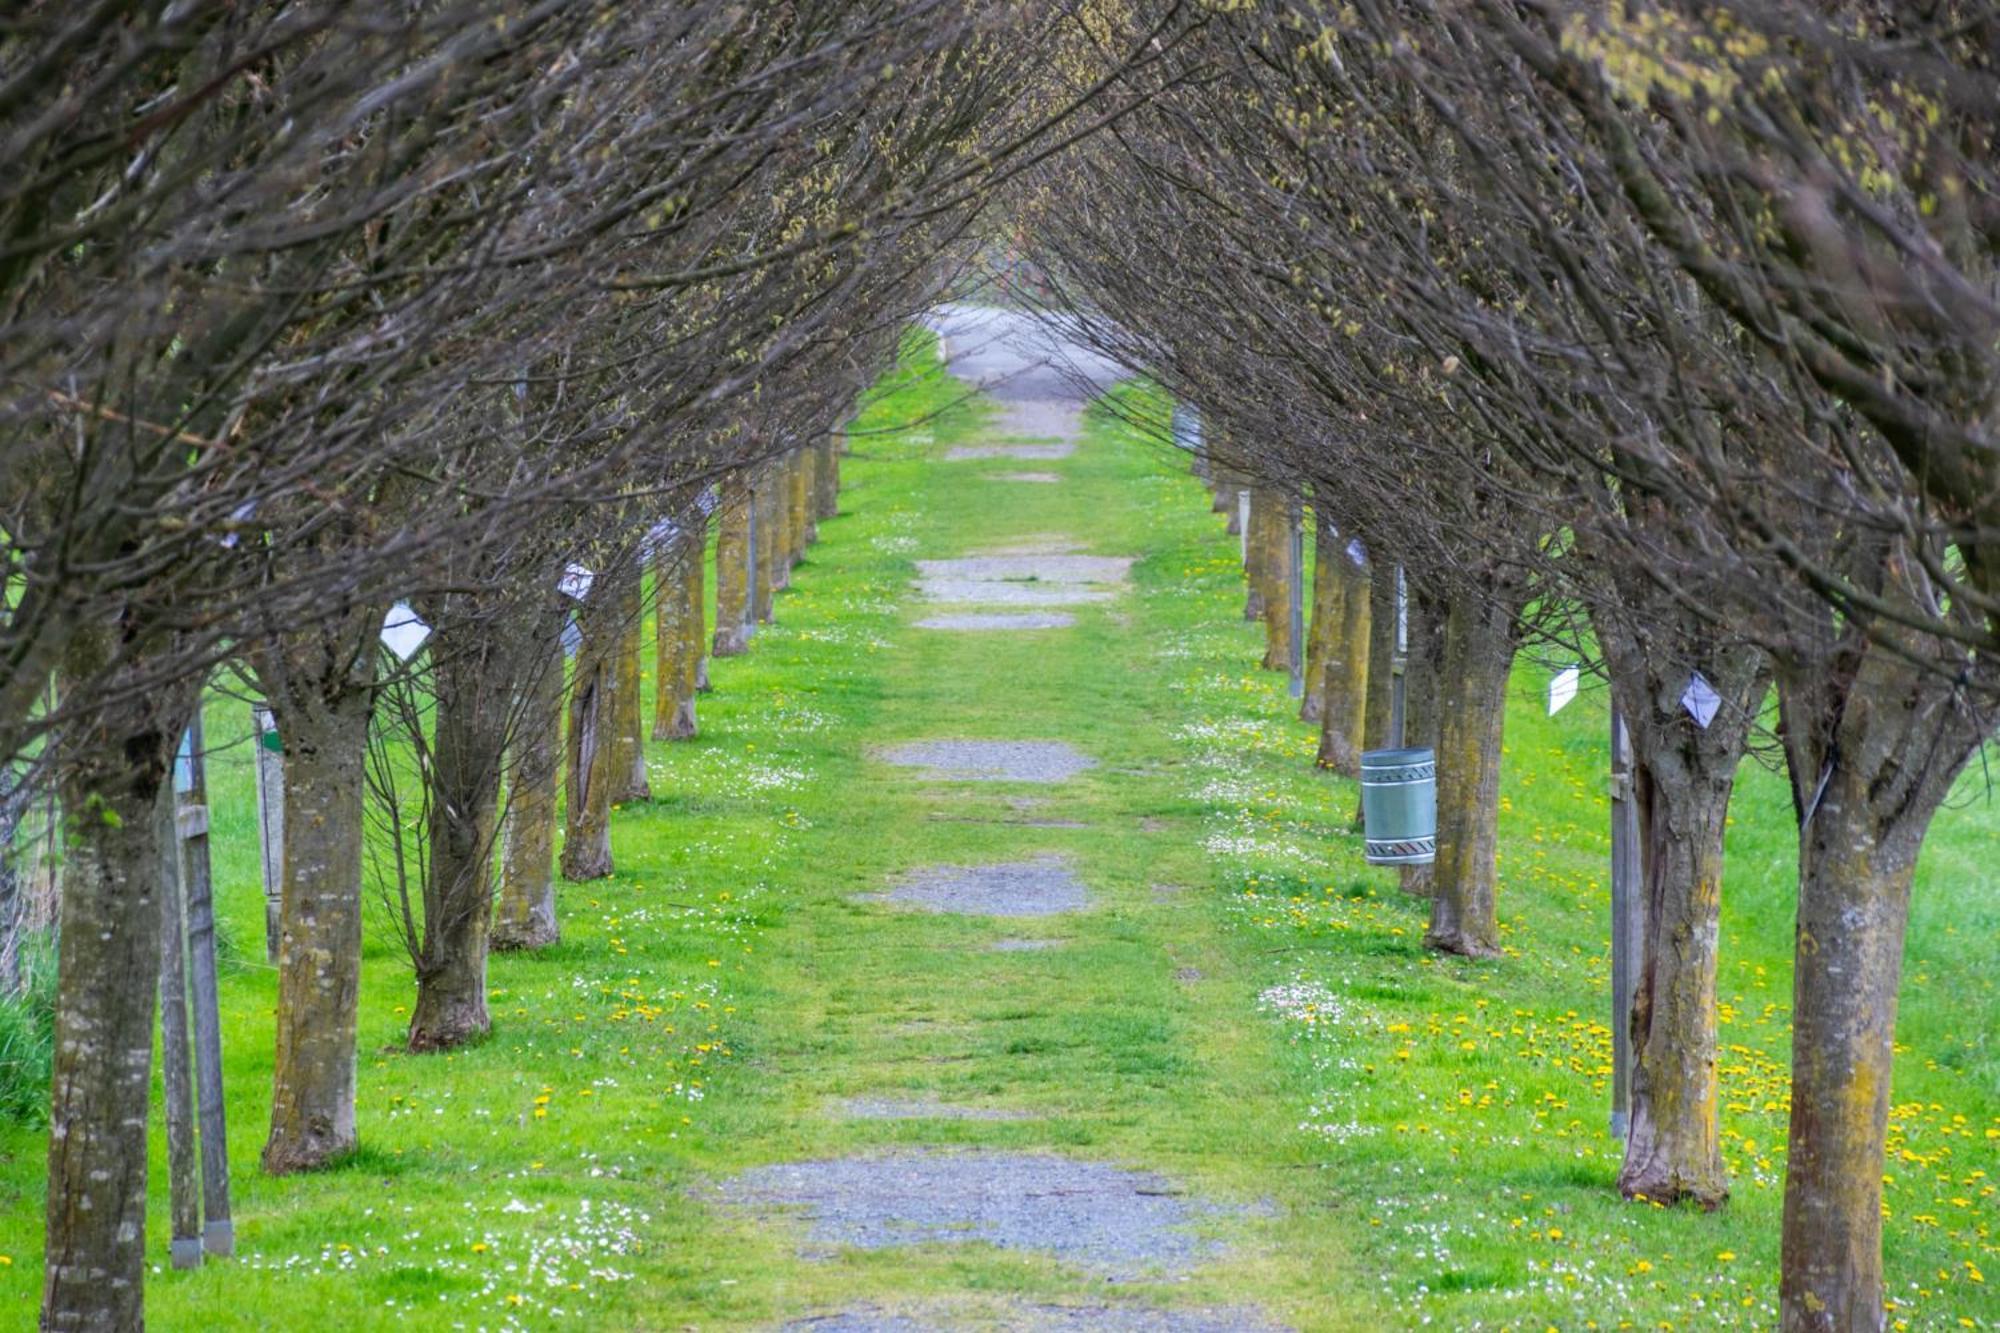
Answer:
791;447;814;554
493;606;564;951
41;624;193;1329
254;604;380;1175
652;532;700;740
1424;583;1519;958
814;436;839;519
1243;485;1279;622
753;468;779;619
1301;516;1343;723
1598;594;1768;1209
712;473;752;657
1775;637;1983;1332
1258;495;1298;672
1315;550;1370;777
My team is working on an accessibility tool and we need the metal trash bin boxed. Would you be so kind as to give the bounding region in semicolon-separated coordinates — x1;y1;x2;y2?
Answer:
1361;747;1436;865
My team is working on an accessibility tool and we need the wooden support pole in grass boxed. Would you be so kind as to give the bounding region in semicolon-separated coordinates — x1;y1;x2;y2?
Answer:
156;782;201;1270
1608;706;1644;1140
175;714;233;1256
251;703;283;962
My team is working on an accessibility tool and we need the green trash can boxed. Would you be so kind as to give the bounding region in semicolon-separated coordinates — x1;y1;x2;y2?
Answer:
1361;747;1436;865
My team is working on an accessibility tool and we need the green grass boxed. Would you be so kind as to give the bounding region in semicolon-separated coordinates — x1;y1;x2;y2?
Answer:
0;330;1994;1329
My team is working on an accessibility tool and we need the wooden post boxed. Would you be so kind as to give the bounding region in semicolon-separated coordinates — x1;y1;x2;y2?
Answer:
1609;706;1644;1140
178;713;232;1256
1388;564;1408;748
1237;489;1251;563
251;703;283;961
156;782;202;1270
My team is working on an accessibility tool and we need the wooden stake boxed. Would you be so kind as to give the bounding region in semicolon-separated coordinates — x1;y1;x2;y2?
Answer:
156;784;201;1270
179;712;233;1256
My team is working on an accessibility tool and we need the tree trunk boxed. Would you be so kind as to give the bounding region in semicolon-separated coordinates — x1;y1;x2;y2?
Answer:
561;595;614;882
1775;641;1982;1332
157;783;201;1268
712;473;752;657
1259;496;1297;672
261;677;373;1174
815;436;839;519
686;511;710;694
408;597;524;1052
752;470;778;620
609;575;650;803
653;535;700;740
41;626;188;1330
1424;585;1515;958
1244;486;1277;621
1596;595;1767;1209
792;448;815;554
1301;518;1343;723
1315;554;1370;777
493;619;563;951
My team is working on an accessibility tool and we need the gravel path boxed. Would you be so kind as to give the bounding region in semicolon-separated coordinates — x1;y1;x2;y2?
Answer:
875;740;1096;783
711;1149;1232;1277
915;612;1076;631
946;442;1075;461
860;856;1088;917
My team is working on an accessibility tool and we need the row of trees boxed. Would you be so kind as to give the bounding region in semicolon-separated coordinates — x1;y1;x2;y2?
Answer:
1027;4;1996;1330
0;4;1179;1326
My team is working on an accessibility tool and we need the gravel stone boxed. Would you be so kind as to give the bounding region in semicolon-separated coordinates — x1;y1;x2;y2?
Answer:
915;612;1076;631
862;856;1087;917
713;1149;1231;1276
876;740;1096;783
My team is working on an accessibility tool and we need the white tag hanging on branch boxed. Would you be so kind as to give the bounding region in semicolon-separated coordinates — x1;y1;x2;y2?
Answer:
558;563;594;601
1681;671;1721;729
1548;665;1579;716
1346;538;1367;567
380;602;431;661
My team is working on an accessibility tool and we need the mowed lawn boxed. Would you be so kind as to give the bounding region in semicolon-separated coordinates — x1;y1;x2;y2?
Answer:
0;331;1991;1330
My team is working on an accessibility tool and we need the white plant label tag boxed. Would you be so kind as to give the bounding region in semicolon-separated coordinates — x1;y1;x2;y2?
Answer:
1548;665;1579;716
380;601;431;661
1682;671;1721;729
559;563;594;600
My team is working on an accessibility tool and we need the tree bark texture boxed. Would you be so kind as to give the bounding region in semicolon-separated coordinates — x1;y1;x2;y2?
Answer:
157;785;201;1267
1424;585;1516;958
652;535;701;741
712;473;752;657
1776;641;1984;1332
608;575;650;804
41;625;189;1330
1259;497;1298;672
815;436;839;520
1301;518;1343;723
260;664;374;1174
791;447;815;554
408;594;531;1052
1597;597;1767;1210
1244;486;1281;623
752;469;778;620
560;592;614;882
493;623;563;951
1315;553;1370;777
